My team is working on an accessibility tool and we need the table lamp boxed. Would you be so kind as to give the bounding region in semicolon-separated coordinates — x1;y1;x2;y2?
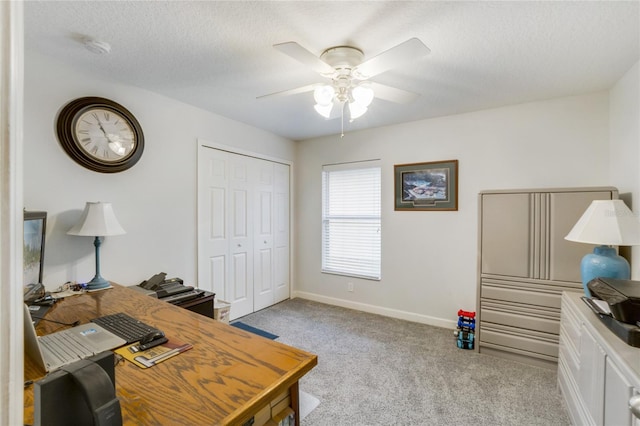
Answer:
565;199;640;297
67;202;126;291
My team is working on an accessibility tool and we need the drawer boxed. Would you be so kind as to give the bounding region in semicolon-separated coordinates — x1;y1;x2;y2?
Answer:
481;324;559;358
481;307;560;335
482;282;562;309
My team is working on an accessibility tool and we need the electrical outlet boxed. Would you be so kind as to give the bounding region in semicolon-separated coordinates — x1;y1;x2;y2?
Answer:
347;282;354;292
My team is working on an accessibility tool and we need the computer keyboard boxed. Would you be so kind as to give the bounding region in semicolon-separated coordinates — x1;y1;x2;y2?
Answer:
91;312;161;344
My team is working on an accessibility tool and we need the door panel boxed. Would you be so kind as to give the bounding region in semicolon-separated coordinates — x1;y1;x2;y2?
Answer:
197;150;228;294
228;157;253;318
274;163;290;302
209;255;226;298
254;160;275;311
549;191;612;282
481;193;531;277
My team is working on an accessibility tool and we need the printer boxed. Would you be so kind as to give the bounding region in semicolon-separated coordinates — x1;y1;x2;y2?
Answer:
587;277;640;324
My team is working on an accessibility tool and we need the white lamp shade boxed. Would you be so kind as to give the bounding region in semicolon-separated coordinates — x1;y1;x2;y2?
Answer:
352;85;374;107
565;199;640;246
67;202;126;237
313;85;335;105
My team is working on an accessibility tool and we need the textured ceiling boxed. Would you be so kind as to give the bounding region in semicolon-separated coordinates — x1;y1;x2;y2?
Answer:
24;1;640;141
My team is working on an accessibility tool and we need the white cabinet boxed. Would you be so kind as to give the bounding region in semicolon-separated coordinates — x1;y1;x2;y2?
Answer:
478;187;617;367
558;292;640;426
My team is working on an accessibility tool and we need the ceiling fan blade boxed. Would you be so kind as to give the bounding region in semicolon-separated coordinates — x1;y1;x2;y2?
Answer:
370;82;420;104
257;84;317;100
274;42;336;75
355;38;431;79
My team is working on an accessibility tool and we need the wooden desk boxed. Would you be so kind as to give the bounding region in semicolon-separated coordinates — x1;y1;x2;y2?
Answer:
24;284;317;425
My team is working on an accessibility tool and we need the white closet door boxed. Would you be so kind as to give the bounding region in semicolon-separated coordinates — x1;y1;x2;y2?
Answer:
228;155;254;318
253;159;275;311
198;143;290;319
197;148;229;298
274;163;290;303
198;148;253;318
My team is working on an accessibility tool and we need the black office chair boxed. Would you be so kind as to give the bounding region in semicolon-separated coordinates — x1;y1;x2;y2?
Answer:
34;352;122;426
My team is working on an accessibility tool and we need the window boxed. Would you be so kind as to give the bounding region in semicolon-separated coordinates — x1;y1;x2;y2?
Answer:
322;161;381;280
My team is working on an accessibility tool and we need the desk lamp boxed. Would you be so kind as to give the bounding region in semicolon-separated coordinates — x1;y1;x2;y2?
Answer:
67;202;125;291
565;199;640;297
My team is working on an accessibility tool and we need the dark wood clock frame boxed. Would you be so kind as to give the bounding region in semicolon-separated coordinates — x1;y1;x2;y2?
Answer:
56;97;144;173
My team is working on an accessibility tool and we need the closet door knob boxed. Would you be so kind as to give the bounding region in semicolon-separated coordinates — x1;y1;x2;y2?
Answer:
630;394;640;419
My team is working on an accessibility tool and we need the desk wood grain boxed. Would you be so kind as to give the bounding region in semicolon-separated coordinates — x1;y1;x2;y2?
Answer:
24;285;317;425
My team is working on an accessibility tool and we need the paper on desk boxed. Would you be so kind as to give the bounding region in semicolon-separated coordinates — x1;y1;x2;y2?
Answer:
115;338;193;369
592;298;612;315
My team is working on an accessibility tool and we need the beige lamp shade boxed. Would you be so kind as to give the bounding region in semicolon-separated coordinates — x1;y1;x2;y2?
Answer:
67;202;126;237
565;199;640;246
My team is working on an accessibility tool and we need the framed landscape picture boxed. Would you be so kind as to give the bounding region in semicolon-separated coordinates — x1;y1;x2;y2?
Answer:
394;160;458;211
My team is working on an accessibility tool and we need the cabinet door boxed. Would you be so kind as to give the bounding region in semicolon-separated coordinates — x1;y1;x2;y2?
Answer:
605;357;635;426
481;193;531;277
549;191;612;282
579;324;606;424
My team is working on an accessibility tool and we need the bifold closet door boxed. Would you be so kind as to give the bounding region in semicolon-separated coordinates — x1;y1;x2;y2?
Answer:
254;161;290;311
198;146;290;320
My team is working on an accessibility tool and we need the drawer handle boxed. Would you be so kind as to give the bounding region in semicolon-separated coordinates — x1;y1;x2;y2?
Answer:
630;394;640;419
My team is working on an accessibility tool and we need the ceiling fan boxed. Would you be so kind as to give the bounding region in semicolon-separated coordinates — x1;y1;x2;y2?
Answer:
258;38;431;123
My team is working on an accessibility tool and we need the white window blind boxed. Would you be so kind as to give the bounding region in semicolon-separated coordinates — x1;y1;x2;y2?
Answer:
322;161;381;280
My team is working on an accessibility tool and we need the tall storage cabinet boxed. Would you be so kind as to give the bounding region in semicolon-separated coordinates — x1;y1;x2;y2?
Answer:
477;187;618;367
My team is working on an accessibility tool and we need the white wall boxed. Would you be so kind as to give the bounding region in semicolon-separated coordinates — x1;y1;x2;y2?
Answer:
609;60;640;278
295;92;610;327
23;50;295;289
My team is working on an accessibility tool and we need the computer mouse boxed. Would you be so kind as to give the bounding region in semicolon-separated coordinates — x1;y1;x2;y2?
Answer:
140;330;165;345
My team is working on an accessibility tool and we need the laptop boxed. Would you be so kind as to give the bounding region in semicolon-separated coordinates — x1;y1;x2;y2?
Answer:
24;304;127;372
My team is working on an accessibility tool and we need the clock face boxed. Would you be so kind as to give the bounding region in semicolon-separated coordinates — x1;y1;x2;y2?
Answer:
74;108;136;163
73;108;137;163
56;97;144;173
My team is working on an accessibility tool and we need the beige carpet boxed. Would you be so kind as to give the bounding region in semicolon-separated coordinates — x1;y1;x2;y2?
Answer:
242;298;570;425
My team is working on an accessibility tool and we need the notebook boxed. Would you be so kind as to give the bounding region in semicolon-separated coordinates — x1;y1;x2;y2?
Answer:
24;304;127;372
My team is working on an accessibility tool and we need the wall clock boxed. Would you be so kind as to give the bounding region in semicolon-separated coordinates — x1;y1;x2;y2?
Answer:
56;97;144;173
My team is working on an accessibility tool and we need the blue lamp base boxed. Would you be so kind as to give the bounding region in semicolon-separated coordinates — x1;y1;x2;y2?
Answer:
580;245;630;297
85;236;111;291
86;275;110;291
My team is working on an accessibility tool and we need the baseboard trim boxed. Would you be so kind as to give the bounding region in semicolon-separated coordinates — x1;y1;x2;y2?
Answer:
292;291;456;329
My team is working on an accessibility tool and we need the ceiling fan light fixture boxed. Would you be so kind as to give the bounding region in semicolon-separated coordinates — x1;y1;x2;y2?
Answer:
348;101;368;120
314;103;333;118
313;85;335;105
352;85;374;107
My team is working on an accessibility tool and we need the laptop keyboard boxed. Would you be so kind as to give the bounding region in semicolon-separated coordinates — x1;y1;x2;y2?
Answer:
91;312;160;344
40;330;94;364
